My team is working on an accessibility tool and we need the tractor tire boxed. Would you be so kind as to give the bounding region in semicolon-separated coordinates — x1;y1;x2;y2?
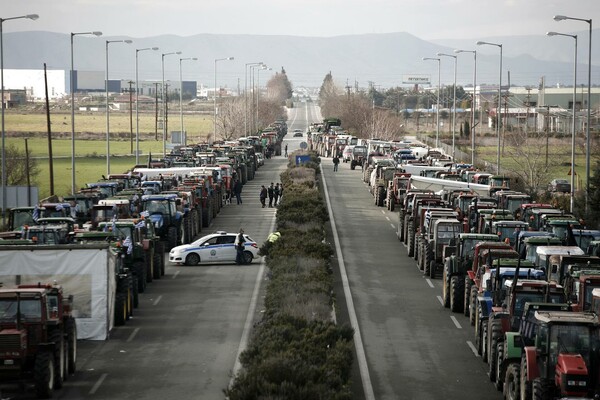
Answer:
350;161;356;170
145;250;153;283
397;214;404;241
134;261;146;293
184;216;192;244
413;236;420;261
488;320;503;381
202;206;210;228
403;216;410;245
481;322;488;362
389;198;395;212
167;226;178;251
442;262;450;308
66;318;77;375
114;292;127;326
185;252;200;266
49;330;65;389
407;224;414;257
153;242;164;280
450;276;464;313
504;363;520;400
129;272;139;309
495;341;505;391
429;261;437;279
520;355;532;400
34;351;55;399
469;285;478;326
424;243;434;275
464;277;473;317
532;378;553;400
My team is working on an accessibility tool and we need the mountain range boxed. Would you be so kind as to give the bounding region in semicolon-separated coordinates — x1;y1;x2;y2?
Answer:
2;30;600;90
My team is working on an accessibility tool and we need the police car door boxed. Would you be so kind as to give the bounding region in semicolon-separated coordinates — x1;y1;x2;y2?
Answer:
217;235;237;261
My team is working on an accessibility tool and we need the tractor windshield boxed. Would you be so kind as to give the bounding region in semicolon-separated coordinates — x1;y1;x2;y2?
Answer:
0;298;42;321
551;324;593;366
144;200;170;215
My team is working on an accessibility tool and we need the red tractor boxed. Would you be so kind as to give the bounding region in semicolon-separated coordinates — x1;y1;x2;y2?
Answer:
0;283;77;398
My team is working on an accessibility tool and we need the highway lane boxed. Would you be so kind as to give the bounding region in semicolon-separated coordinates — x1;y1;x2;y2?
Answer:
322;151;503;398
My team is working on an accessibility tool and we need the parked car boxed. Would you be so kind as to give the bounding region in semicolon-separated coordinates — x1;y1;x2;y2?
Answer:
169;231;259;265
548;179;571;193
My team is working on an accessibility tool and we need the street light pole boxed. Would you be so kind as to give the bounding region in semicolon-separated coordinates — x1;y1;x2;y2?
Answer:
213;57;234;143
105;39;132;176
554;15;592;212
135;47;158;165
179;57;197;146
423;57;441;148
547;31;578;213
438;53;457;161
161;51;182;158
1;13;38;226
477;41;503;174
455;49;477;165
244;62;262;136
71;30;102;193
256;65;271;133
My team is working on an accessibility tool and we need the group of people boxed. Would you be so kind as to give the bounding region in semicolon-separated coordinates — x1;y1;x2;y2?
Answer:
259;182;283;208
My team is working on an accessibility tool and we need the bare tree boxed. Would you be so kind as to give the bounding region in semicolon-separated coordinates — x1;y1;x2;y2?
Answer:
504;130;553;193
217;97;245;140
2;143;40;186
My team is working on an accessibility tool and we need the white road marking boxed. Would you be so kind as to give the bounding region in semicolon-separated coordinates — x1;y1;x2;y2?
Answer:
320;164;376;400
172;270;180;279
450;316;462;329
425;278;434;288
153;295;162;306
436;296;444;306
89;373;108;395
390;224;395;229
126;327;140;343
467;341;479;356
385;216;390;221
380;210;385;215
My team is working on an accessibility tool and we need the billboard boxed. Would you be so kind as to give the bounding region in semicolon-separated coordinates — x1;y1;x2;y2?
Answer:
402;75;430;85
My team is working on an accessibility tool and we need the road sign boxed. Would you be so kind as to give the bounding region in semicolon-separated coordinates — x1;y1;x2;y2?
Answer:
299;141;308;149
295;155;311;166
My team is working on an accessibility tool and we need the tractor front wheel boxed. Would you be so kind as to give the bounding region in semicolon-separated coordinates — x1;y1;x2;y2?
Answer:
532;378;553;400
450;276;464;313
504;363;520;400
34;351;55;399
167;226;178;251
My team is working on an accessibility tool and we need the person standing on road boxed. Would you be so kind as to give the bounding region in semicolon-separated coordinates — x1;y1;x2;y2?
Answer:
273;183;280;206
235;229;246;265
259;185;267;208
233;179;243;205
284;144;288;157
333;156;340;172
268;183;275;207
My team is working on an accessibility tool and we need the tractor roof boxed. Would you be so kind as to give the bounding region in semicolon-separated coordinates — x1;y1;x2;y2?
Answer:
534;310;599;325
459;233;500;241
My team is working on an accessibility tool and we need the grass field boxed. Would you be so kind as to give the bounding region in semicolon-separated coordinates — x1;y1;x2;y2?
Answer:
4;110;214;199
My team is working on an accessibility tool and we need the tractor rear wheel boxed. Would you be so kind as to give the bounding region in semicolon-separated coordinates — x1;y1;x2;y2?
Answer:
167;226;178;251
532;378;553;400
66;318;77;374
464;277;473;317
481;322;488;362
495;341;505;390
351;160;356;170
504;363;520;400
34;351;55;399
49;330;64;389
450;276;464;313
469;285;478;326
130;272;139;308
429;261;437;279
488;320;503;381
153;243;163;279
442;262;450;308
520;355;532;400
114;292;127;326
145;250;153;283
407;224;414;257
134;261;146;293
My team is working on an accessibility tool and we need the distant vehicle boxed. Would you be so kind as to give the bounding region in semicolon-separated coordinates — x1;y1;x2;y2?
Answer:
548;179;571;193
293;131;303;137
169;231;259;266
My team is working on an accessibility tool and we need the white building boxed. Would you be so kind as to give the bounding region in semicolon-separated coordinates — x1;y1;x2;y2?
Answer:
2;69;66;100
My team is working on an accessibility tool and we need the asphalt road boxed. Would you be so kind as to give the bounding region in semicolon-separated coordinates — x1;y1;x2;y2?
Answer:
2;102;502;399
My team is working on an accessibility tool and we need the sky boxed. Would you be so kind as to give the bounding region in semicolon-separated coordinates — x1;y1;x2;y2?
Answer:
2;0;599;40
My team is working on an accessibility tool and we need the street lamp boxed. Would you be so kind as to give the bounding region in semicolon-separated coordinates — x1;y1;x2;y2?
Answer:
455;49;477;165
71;30;102;193
423;57;441;148
179;57;197;146
547;31;578;213
105;39;132;175
554;15;592;211
256;65;271;133
476;40;502;174
161;51;182;157
213;57;234;143
245;62;262;135
135;46;159;165
438;53;457;161
1;13;38;226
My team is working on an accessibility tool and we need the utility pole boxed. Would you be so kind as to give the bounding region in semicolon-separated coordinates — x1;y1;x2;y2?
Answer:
153;82;160;141
345;79;351;100
525;87;532;132
164;83;169;149
121;81;135;154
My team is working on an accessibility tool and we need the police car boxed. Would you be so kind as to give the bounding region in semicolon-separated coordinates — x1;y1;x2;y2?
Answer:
168;231;259;266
